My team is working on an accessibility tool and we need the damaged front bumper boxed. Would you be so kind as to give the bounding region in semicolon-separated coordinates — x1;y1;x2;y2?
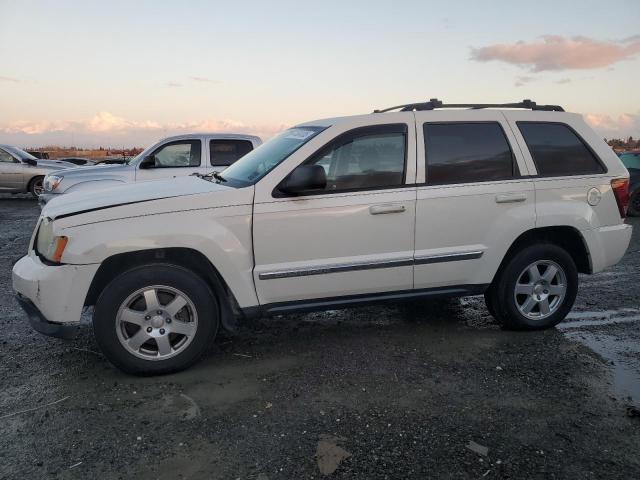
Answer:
15;293;80;339
12;253;99;335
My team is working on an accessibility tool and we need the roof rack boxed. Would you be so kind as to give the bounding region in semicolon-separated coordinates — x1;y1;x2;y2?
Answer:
373;98;564;113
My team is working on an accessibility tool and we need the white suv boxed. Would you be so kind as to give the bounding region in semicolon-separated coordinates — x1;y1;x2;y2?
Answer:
13;99;632;375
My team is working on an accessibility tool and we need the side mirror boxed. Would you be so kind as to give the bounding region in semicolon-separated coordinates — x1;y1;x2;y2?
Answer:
138;156;155;169
23;158;37;166
279;165;327;195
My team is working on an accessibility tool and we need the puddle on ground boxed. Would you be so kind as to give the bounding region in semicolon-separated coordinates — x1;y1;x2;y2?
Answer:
560;309;640;406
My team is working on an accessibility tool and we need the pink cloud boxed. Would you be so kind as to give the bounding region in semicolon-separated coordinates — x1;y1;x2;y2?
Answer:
471;35;640;71
584;112;640;138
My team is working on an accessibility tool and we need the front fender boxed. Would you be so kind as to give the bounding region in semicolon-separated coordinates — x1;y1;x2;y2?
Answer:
58;205;258;308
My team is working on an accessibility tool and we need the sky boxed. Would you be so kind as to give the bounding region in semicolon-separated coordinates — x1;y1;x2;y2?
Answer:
0;0;639;148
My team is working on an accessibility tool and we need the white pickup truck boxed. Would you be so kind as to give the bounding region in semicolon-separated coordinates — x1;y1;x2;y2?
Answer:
13;99;632;375
39;133;261;204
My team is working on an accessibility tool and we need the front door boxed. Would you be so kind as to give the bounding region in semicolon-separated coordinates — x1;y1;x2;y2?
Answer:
252;115;417;307
135;139;207;182
0;148;22;191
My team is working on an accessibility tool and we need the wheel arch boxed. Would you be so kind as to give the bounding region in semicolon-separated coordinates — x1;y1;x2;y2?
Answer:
491;226;592;286
85;247;240;331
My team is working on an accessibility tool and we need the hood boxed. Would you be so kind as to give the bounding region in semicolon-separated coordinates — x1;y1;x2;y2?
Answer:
37;159;77;169
54;162;132;180
42;175;241;220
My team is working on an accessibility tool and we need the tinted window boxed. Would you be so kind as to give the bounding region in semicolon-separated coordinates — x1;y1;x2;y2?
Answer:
518;122;604;176
303;125;406;192
151;140;201;168
210;139;254;167
424;123;515;185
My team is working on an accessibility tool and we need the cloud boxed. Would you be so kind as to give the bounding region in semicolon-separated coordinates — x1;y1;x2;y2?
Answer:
0;111;287;147
584;112;640;138
190;76;220;84
514;75;536;87
166;82;182;87
0;75;20;83
471;35;640;71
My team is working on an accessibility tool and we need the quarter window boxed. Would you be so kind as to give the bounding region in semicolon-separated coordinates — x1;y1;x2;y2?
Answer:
518;122;605;176
423;123;515;185
210;139;254;167
303;125;406;192
151;140;201;168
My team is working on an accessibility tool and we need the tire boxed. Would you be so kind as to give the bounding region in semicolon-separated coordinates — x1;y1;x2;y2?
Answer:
628;190;640;217
29;176;45;198
490;243;578;330
483;286;498;320
93;264;219;375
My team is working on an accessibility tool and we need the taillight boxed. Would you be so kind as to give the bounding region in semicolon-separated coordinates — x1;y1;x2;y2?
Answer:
611;178;630;218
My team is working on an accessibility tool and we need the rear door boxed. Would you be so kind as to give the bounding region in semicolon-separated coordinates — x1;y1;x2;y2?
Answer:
413;110;535;291
135;138;208;182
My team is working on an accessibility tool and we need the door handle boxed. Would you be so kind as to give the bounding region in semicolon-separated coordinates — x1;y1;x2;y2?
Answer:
495;193;527;204
369;204;406;215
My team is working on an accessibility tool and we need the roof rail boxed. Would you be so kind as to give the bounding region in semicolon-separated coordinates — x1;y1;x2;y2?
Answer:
373;98;564;113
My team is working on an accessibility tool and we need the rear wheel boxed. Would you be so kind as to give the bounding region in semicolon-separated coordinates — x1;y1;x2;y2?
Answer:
628;190;640;217
487;244;578;330
93;264;219;375
29;176;45;198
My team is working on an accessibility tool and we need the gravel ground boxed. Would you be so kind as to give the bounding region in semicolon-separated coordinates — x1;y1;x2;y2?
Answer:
1;196;639;480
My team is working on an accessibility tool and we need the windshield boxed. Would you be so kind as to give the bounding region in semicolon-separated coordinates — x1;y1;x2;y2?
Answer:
4;145;37;161
221;126;326;187
620;153;640;170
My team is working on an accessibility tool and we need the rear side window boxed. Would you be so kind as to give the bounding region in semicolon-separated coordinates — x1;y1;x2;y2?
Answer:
423;123;515;185
518;122;605;176
210;139;254;167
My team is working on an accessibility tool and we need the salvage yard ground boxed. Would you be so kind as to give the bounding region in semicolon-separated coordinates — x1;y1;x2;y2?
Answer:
1;196;639;479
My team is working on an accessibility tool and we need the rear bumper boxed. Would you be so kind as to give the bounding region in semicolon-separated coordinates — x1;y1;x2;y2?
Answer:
15;294;80;339
582;223;633;273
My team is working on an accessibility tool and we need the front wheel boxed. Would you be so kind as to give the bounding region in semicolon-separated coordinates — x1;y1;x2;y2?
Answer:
29;176;45;198
93;264;219;375
488;244;578;330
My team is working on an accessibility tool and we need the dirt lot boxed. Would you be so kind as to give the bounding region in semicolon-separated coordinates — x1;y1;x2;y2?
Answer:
1;196;639;479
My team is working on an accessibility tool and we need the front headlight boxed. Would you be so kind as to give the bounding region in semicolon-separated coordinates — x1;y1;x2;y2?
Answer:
43;175;63;192
36;218;68;263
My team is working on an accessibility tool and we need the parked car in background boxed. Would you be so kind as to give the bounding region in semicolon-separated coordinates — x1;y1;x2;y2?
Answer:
619;152;640;216
13;99;632;374
57;157;97;166
0;144;71;197
39;133;261;205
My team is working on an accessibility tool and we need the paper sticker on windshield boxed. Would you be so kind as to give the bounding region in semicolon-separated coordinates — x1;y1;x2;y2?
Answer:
285;128;316;140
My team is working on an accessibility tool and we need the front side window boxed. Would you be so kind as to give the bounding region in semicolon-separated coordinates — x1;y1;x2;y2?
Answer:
151;140;201;168
221;127;325;187
302;125;406;192
518;122;605;176
424;122;515;185
210;139;254;167
0;148;15;163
